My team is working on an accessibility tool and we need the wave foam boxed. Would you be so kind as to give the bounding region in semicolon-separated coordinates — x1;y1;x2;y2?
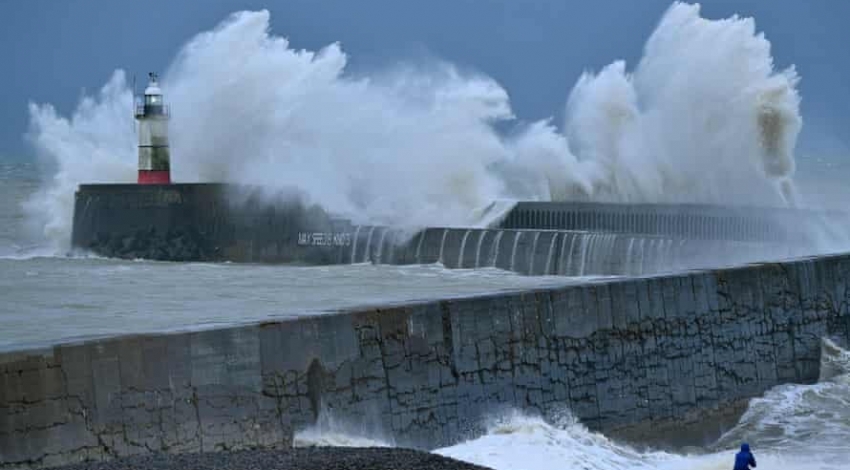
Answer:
25;2;803;252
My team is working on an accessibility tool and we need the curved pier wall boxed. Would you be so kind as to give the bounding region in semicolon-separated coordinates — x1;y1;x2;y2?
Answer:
4;253;850;469
498;201;850;243
71;184;799;275
364;227;799;276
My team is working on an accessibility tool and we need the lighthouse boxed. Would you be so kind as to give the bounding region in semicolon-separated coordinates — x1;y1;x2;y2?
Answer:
135;73;171;184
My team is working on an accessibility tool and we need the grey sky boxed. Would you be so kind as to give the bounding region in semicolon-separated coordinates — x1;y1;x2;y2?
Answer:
2;0;849;159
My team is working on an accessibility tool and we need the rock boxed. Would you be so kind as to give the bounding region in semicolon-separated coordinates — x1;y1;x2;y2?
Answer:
48;447;493;470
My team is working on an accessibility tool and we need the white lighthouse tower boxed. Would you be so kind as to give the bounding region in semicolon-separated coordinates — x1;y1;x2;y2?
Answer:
134;72;171;184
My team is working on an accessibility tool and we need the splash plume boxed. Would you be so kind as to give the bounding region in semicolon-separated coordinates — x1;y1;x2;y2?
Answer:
26;3;802;250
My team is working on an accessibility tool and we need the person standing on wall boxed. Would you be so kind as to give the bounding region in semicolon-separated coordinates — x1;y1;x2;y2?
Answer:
733;443;757;470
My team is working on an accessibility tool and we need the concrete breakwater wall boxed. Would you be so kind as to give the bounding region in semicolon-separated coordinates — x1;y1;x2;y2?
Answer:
358;226;793;276
71;184;792;275
71;183;351;264
498;201;850;243
3;252;850;469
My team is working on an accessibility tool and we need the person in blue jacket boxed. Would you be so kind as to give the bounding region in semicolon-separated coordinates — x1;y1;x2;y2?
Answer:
733;442;757;470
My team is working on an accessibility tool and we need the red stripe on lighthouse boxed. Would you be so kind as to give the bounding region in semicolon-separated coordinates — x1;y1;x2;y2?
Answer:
138;170;171;184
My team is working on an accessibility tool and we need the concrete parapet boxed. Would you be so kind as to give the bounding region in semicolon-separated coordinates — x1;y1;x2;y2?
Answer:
4;253;850;468
498;201;850;243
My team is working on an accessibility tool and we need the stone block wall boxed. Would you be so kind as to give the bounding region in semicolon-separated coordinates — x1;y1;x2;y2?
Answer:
71;184;353;264
3;254;850;468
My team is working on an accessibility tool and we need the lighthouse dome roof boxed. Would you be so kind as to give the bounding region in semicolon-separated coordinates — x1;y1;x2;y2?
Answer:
144;83;162;96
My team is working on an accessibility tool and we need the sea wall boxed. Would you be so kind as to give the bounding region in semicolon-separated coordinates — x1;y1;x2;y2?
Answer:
71;183;353;264
71;184;795;275
380;227;797;276
3;253;850;469
499;201;849;243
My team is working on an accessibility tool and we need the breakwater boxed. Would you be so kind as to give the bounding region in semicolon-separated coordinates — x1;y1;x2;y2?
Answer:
70;183;348;264
497;201;846;243
376;227;789;276
70;184;800;274
3;251;850;469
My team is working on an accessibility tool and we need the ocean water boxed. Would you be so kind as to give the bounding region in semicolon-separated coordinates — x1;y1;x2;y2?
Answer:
0;160;588;352
0;255;587;352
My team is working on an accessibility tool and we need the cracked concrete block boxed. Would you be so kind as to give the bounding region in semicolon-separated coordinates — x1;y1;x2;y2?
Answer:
6;362;65;405
332;362;353;392
487;300;512;338
668;358;696;407
659;277;681;319
195;391;279;452
714;270;735;314
520;296;543;339
454;344;479;375
813;258;835;297
698;272;719;312
409;303;443;346
282;319;323;371
632;279;650;321
160;397;202;452
645;279;666;320
317;314;359;368
0;351;57;376
0;373;18;410
1;432;39;464
5;398;68;434
678;276;698;317
595;284;614;330
690;273;710;316
88;340;123;429
118;336;177;393
611;282;640;329
794;262;815;305
568;384;599;422
189;326;261;392
552;288;579;337
380;341;407;371
537;293;557;338
557;287;599;338
508;300;526;342
377;307;410;338
735;269;761;316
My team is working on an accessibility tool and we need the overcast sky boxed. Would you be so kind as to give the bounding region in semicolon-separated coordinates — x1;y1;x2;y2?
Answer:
2;0;849;160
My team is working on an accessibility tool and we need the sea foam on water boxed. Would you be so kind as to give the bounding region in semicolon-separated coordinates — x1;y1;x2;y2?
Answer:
24;2;803;251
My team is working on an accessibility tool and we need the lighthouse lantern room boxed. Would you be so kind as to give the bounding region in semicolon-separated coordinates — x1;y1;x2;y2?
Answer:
135;73;171;184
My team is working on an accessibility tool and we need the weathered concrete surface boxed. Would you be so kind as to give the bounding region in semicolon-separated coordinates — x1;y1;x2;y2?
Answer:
71;184;354;264
0;327;286;469
3;253;850;468
387;227;797;276
71;185;801;276
499;201;850;243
